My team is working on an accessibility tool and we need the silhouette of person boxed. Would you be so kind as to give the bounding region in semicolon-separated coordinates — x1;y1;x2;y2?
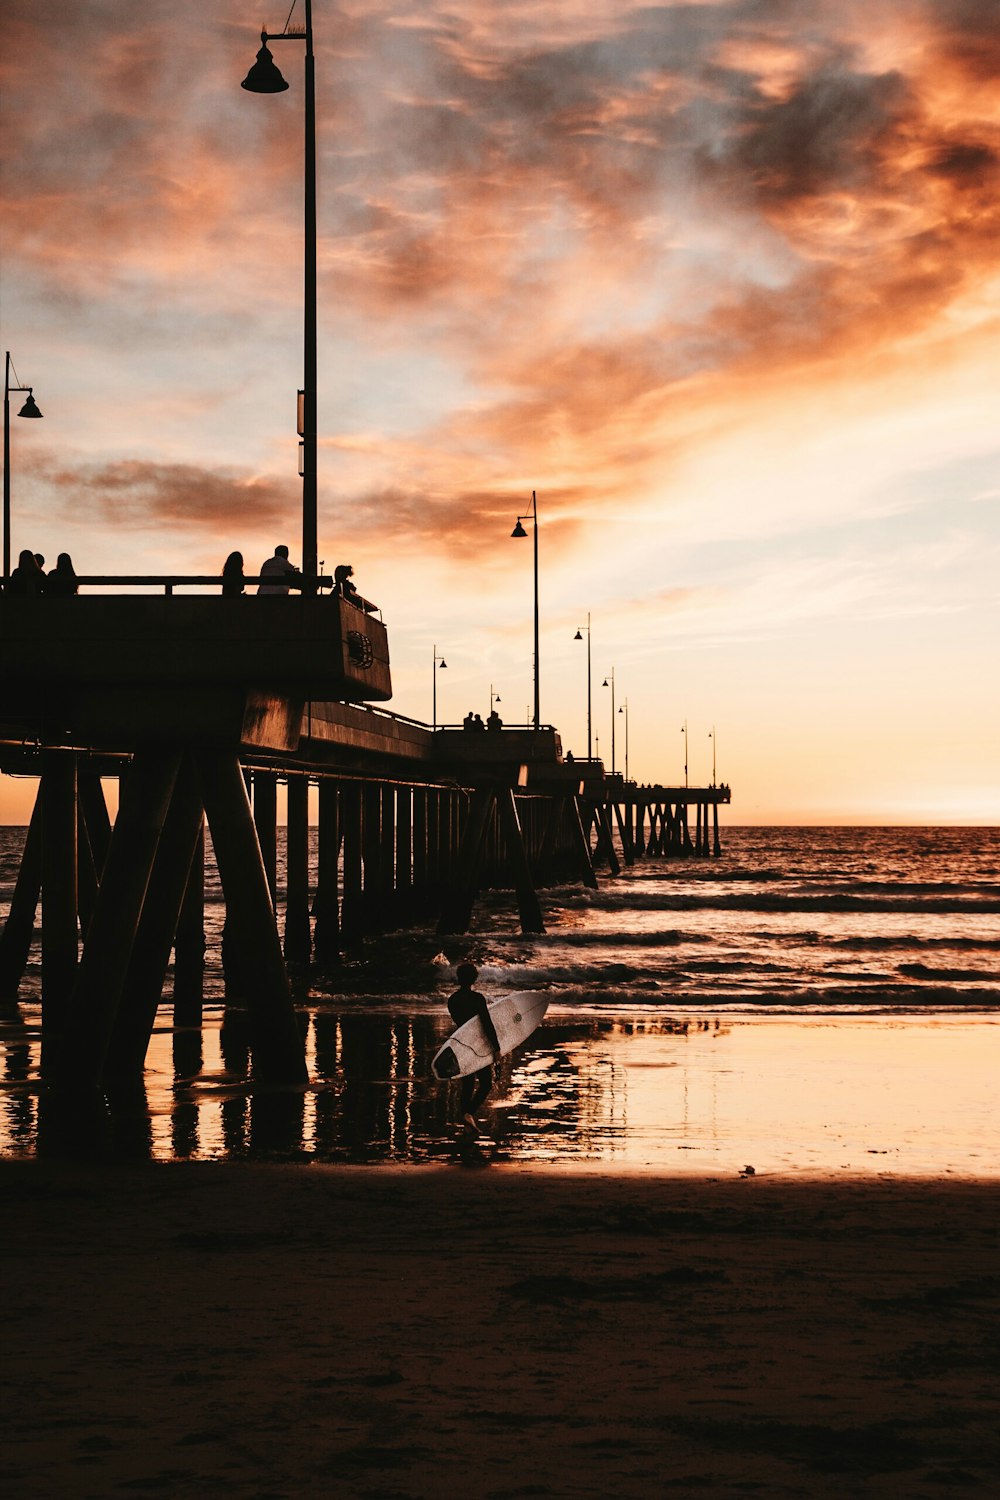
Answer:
222;551;245;597
45;553;78;596
34;553;45;571
566;750;574;763
447;962;501;1132
257;544;301;595
463;711;475;732
486;708;502;732
471;713;486;733
334;563;358;600
7;550;44;595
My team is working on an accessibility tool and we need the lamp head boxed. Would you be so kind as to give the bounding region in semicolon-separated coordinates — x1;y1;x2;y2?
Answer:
573;629;582;640
511;519;528;538
439;659;447;669
17;393;42;419
602;678;609;687
241;38;289;93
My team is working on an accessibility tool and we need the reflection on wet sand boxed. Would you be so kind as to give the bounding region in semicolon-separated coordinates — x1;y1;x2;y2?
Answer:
1;1001;998;1175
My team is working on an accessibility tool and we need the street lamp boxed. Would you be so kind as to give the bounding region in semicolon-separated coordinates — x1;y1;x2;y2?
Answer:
510;489;539;729
432;646;447;732
573;612;592;760
680;720;688;788
619;699;629;782
3;352;44;579
602;668;616;775
242;2;318;591
709;726;717;787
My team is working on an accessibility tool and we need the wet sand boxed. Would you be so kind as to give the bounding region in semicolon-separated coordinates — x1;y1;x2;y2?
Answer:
2;1161;998;1499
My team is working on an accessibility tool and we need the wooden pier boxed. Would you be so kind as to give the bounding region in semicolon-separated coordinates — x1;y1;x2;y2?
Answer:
0;579;730;1093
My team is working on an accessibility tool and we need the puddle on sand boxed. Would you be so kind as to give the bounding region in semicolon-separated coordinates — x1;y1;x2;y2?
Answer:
1;1005;998;1177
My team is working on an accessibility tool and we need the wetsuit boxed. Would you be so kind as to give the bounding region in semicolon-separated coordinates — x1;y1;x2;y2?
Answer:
447;985;501;1115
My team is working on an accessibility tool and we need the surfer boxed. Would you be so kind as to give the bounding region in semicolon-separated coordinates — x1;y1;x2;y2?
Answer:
447;962;501;1132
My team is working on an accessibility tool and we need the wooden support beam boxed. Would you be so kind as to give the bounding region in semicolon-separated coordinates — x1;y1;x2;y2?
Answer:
173;818;205;1025
55;746;181;1089
340;782;363;945
497;790;546;934
253;770;278;908
313;779;341;964
78;772;112;877
713;801;721;857
362;782;383;936
590;801;621;875
0;787;43;1002
426;789;442;899
436;788;494;935
537;794;561;871
283;775;312;963
646;802;658;856
380;784;396;927
106;752;205;1080
197;751;307;1085
395;786;413;922
41;751;78;1065
569;796;599;889
412;788;428;913
612;799;635;866
76;799;98;936
439;790;454;891
655;802;668;857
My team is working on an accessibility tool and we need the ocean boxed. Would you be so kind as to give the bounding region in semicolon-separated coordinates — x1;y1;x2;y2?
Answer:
1;824;998;1173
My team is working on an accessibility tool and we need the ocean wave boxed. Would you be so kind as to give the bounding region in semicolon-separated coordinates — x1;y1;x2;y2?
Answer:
896;963;1000;983
545;984;1000;1010
830;934;1000;951
554;929;714;948
583;891;1000;915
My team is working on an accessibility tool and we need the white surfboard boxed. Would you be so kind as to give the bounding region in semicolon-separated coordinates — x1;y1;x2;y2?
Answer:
432;990;549;1080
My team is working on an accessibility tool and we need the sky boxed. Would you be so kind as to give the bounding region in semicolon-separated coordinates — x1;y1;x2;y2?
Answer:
2;0;998;824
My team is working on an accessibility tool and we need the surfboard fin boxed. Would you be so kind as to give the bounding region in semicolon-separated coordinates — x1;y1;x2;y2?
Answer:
433;1047;461;1079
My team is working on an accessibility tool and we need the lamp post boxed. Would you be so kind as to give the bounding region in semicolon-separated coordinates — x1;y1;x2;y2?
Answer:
510;489;539;730
602;668;616;775
242;2;318;591
619;699;629;782
573;612;592;760
3;352;44;579
709;726;717;787
681;720;688;788
432;646;447;731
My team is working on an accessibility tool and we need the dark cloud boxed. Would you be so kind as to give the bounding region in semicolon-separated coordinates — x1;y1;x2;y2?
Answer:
720;67;912;201
36;456;296;534
930;0;1000;81
925;141;999;181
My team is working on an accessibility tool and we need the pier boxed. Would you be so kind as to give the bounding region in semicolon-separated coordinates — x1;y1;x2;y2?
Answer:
0;577;730;1092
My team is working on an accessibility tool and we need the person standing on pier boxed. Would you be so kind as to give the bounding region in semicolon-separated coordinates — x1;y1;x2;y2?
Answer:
257;544;301;595
7;550;45;594
222;551;245;597
45;554;79;596
447;962;501;1133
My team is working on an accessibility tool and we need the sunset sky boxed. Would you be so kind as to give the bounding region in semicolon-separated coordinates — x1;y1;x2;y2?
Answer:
2;0;998;824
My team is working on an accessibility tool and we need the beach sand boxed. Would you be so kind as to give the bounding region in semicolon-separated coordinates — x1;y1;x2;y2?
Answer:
2;1159;998;1498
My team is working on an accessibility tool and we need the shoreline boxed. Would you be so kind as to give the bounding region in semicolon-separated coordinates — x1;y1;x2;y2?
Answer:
4;1159;998;1498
